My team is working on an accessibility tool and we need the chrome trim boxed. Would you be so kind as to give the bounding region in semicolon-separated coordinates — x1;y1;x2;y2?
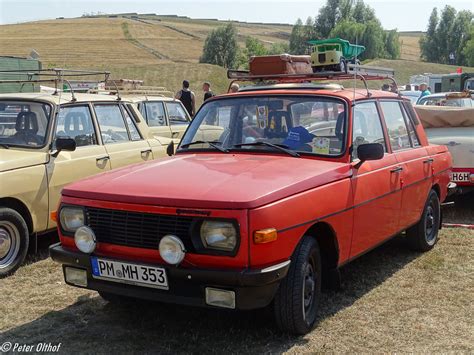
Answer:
260;260;291;273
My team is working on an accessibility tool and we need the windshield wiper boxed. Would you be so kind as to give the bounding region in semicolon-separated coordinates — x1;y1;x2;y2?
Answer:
180;140;229;153
233;141;300;157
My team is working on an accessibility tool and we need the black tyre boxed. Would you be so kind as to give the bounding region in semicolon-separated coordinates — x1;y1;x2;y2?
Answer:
273;236;322;335
0;208;29;278
339;58;347;73
406;189;440;252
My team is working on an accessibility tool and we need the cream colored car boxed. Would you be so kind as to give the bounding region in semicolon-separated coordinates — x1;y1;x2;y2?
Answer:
125;95;192;142
0;92;173;277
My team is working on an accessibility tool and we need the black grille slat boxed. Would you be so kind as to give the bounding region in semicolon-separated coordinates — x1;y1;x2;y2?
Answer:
85;207;194;251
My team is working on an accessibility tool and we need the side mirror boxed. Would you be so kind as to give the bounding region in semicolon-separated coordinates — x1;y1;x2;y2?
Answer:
166;141;174;156
52;137;76;157
355;143;384;167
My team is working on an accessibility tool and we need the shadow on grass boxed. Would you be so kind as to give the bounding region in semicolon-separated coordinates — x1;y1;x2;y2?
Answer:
25;232;59;266
0;236;422;353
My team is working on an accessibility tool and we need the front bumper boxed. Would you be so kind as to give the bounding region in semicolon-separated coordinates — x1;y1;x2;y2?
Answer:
49;243;290;310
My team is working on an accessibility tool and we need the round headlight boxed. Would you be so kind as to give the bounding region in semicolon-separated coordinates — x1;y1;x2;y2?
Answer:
159;235;185;265
200;221;237;251
74;226;96;254
60;207;85;232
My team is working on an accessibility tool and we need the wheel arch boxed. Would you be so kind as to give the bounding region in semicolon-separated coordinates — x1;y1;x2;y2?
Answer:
432;183;440;198
0;197;33;234
303;221;339;281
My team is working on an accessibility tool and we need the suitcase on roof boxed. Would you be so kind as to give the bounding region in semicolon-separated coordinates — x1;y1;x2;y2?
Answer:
249;54;312;75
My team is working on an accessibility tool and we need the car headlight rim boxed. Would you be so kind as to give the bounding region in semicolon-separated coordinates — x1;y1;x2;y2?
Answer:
200;220;237;252
74;226;96;254
59;206;85;233
159;235;186;265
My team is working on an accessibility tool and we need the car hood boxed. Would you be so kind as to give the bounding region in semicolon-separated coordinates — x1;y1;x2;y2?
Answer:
63;153;352;209
0;149;48;172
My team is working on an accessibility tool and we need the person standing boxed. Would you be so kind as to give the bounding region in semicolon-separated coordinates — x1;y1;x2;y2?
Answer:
176;80;195;117
416;83;431;104
202;81;214;102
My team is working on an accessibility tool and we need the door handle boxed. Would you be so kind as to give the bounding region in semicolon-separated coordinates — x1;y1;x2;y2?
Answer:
141;148;152;154
171;132;179;138
423;158;434;164
96;155;110;162
390;166;403;173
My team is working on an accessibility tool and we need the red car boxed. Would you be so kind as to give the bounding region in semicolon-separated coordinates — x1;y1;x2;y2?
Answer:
50;70;453;335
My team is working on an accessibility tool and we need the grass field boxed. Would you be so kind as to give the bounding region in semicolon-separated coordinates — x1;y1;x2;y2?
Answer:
1;223;472;353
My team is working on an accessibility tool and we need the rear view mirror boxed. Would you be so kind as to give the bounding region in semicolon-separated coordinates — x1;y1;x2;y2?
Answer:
166;141;174;156
356;143;384;167
52;137;76;157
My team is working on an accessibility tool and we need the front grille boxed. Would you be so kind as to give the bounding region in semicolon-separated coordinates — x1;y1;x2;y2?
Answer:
86;207;195;251
318;53;326;63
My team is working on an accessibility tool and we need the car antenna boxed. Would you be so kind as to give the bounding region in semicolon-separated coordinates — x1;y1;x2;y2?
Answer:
351;36;359;160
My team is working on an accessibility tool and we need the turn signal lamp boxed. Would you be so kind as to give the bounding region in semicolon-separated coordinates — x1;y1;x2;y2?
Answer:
254;228;278;244
50;211;57;222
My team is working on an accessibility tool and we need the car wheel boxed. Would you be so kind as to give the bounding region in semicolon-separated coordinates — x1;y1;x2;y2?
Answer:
406;189;440;252
273;236;322;335
339;58;347;73
0;208;29;278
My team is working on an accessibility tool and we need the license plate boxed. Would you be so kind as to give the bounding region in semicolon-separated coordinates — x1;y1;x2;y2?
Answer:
451;172;470;182
91;257;168;290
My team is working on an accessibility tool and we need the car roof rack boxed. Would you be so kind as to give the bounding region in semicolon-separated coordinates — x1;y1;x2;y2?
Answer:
0;68;111;102
227;64;398;97
89;87;174;98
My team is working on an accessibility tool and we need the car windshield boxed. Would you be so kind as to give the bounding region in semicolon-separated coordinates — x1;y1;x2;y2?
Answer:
0;100;51;148
179;95;347;157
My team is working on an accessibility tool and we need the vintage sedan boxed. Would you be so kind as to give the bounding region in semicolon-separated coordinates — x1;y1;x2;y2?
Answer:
0;92;173;277
50;69;452;335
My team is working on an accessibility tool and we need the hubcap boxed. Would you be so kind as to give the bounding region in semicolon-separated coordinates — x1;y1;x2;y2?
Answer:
302;262;316;320
425;202;437;244
0;222;20;269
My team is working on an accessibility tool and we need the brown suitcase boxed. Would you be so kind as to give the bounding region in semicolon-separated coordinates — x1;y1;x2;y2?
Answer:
249;54;312;75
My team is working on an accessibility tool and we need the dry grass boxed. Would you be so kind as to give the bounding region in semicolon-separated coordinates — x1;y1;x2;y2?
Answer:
1;226;473;353
399;34;422;61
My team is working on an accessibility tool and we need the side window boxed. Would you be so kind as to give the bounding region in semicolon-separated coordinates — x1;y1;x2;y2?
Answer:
400;104;420;147
379;101;411;151
94;104;130;144
121;106;142;141
55;105;97;147
165;102;189;124
145;102;166;127
352;102;386;160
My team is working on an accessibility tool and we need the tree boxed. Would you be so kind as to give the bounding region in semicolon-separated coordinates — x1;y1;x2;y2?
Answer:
200;23;238;68
420;8;439;62
315;0;342;38
436;5;457;64
289;17;319;54
384;30;400;59
463;25;474;66
450;10;473;65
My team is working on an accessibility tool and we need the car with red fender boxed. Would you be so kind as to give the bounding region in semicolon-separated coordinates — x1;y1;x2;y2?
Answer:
50;65;453;335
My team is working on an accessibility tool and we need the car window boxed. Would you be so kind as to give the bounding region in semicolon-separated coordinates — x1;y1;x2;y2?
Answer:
121;106;142;141
145;102;167;127
180;96;347;157
0;100;50;148
55;105;97;147
166;102;189;124
400;104;420;147
379;101;411;151
352;102;386;160
94;104;130;144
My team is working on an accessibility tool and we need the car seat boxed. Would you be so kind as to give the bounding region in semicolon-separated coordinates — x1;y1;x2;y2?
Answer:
64;111;94;146
14;111;41;144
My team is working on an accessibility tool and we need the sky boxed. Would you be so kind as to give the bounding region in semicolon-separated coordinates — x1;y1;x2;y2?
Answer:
0;0;473;31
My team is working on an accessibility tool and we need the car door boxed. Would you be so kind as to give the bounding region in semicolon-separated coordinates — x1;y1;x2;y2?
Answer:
94;103;154;170
164;101;191;140
350;101;402;258
379;100;432;229
47;104;111;228
139;101;173;138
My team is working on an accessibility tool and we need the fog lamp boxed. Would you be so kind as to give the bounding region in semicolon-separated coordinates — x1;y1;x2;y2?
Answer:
64;267;87;287
205;287;236;309
159;235;185;265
